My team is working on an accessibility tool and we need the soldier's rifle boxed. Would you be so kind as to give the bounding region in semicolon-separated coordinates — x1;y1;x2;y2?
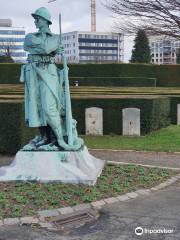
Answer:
59;13;73;146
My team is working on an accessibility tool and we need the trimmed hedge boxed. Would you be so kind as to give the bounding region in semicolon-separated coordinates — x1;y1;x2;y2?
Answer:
155;65;180;87
0;97;170;154
0;101;37;154
0;63;179;87
0;64;21;84
68;63;156;78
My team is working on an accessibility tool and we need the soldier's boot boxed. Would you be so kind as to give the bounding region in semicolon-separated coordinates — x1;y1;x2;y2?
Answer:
35;126;50;148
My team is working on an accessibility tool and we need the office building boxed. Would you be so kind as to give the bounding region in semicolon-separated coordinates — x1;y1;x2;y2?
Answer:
62;31;124;63
149;36;180;64
0;19;26;62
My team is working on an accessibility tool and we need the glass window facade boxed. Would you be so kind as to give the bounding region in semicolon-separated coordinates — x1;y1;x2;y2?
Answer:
0;30;25;35
150;37;180;64
78;33;120;62
0;26;26;62
62;31;124;63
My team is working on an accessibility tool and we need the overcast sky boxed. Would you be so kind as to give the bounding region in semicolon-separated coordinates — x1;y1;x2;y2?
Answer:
0;0;134;62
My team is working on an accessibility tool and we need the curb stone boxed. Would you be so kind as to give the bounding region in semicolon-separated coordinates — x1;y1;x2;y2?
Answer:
58;207;74;215
126;192;138;199
104;197;118;204
116;195;130;201
0;174;179;228
3;218;20;226
72;203;91;211
91;200;106;208
20;217;39;225
135;189;151;195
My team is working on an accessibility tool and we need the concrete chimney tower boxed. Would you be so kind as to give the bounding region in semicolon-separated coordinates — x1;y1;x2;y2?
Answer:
91;0;96;32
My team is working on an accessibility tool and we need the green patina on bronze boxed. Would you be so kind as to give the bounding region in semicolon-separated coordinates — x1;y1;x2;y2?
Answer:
20;7;83;151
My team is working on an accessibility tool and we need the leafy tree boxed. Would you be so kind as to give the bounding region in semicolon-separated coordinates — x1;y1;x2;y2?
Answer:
131;29;151;63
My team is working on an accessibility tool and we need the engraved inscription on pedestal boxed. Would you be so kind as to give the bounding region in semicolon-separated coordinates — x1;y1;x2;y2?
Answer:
177;104;180;125
122;108;140;136
85;107;103;135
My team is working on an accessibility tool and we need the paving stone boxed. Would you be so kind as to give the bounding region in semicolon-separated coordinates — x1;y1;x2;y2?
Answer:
39;222;54;229
91;200;106;208
154;219;178;227
3;218;20;226
165;234;180;240
38;209;59;219
72;203;91;211
126;192;138;199
165;179;177;185
20;217;39;225
165;237;179;240
116;195;130;201
135;189;151;195
38;216;46;222
156;183;169;189
104;197;118;204
58;207;74;215
164;180;174;186
120;217;135;225
137;216;153;225
115;236;129;240
170;177;178;181
151;187;158;191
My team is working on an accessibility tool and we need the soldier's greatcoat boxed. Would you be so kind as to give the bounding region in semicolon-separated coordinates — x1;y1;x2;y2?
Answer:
20;29;64;128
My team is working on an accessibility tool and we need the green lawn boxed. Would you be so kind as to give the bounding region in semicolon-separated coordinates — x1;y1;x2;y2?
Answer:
83;125;180;152
0;164;178;219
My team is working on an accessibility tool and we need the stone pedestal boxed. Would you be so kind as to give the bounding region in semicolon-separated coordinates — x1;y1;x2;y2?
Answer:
0;146;105;185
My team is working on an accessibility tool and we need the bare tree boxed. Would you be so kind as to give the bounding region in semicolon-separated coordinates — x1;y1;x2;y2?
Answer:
0;40;14;57
0;40;14;62
105;0;180;39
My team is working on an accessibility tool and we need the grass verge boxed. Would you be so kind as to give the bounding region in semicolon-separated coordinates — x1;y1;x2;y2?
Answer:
0;164;178;219
84;125;180;152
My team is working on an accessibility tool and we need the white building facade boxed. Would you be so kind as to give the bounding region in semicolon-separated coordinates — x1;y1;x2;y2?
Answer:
149;36;180;64
62;31;124;63
0;19;26;63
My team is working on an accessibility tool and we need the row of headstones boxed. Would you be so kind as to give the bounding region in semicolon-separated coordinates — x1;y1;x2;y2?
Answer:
86;107;140;136
86;104;180;136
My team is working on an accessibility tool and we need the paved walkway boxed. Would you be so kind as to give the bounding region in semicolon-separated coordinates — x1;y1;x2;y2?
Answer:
90;149;180;169
0;181;179;240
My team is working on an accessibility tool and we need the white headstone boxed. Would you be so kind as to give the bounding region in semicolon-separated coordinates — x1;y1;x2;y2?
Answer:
85;107;103;135
177;104;180;125
122;108;140;136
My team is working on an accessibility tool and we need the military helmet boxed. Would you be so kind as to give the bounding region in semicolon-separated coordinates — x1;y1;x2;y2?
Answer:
31;7;52;25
